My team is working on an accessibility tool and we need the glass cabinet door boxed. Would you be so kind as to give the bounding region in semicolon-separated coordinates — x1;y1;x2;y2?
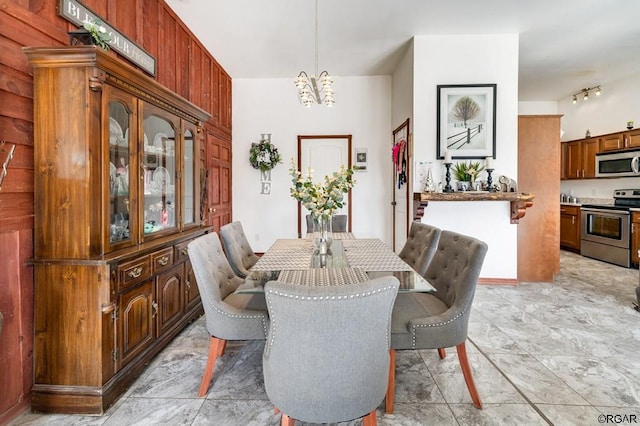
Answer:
108;95;136;247
142;106;178;237
183;126;196;227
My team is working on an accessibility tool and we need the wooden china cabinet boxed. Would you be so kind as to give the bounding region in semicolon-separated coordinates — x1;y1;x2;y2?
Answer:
24;46;211;414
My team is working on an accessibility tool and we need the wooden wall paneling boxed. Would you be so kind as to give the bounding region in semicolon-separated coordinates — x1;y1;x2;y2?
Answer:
0;229;33;422
176;26;190;100
219;71;231;132
142;0;160;60
0;193;33;224
159;6;177;92
517;115;562;282
189;43;202;108
111;0;136;40
80;0;107;18
0;3;67;47
210;60;219;125
201;53;212;115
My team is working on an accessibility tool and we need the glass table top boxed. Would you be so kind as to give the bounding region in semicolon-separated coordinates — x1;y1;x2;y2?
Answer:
235;238;435;294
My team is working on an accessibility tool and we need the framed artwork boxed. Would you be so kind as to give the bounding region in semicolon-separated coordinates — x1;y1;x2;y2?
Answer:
355;147;368;171
436;84;496;159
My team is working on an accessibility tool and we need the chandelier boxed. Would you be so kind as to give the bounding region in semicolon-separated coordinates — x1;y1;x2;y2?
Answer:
294;0;334;107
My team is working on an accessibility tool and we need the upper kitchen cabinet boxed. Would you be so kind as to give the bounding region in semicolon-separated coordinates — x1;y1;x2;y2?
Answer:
564;137;599;179
600;129;640;152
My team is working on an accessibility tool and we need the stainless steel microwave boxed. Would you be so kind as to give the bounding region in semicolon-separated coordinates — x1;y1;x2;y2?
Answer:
595;150;640;177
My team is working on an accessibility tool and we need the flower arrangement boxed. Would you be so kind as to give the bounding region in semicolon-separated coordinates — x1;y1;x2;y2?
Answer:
288;159;356;220
249;135;281;172
452;161;485;182
83;18;111;50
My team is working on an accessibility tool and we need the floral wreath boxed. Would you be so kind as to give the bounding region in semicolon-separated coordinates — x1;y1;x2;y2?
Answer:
249;140;282;172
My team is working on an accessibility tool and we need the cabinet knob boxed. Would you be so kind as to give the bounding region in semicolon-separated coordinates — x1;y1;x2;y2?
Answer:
157;256;169;266
152;301;158;318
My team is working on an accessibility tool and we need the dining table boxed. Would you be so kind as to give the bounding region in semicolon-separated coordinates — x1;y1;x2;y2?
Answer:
235;234;436;293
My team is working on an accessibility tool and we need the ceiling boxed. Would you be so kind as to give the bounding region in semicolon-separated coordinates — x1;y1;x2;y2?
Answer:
165;0;640;102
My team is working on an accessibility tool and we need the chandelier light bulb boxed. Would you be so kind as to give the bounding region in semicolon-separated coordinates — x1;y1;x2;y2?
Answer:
583;91;589;101
595;87;601;96
572;95;577;104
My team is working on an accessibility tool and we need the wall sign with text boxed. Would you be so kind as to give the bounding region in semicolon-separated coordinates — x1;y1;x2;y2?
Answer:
58;0;156;76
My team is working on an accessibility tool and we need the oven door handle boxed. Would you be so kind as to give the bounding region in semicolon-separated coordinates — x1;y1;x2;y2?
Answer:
632;156;640;174
581;208;630;216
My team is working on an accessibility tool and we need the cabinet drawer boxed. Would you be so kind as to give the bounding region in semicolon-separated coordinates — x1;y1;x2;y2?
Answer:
560;205;580;215
174;240;190;264
151;247;174;272
118;256;152;291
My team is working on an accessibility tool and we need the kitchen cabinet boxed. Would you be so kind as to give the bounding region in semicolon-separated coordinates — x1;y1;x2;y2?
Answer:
632;212;640;266
600;129;640;152
25;46;211;414
564;138;599;179
560;142;567;180
560;204;581;250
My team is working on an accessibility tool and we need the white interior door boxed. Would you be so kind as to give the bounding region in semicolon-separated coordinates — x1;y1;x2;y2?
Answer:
298;135;352;236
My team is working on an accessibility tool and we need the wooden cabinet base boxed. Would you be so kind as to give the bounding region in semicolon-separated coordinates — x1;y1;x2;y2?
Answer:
31;306;202;414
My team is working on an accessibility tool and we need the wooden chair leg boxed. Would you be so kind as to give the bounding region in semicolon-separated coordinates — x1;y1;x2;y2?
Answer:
437;348;447;359
385;349;395;414
198;336;226;397
363;410;378;426
280;414;295;426
456;342;483;409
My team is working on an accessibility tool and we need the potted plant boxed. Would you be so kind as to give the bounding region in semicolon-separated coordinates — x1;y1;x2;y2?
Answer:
451;161;485;191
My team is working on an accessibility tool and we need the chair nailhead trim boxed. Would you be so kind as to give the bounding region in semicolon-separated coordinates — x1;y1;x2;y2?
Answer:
265;284;397;349
410;307;468;349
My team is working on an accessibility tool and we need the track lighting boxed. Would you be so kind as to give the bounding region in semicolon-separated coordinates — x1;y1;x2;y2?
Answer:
572;86;601;104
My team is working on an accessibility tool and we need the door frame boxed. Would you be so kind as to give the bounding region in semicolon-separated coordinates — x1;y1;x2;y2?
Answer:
297;135;353;237
392;119;410;251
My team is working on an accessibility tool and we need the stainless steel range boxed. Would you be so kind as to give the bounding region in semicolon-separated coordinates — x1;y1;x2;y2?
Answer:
580;189;640;268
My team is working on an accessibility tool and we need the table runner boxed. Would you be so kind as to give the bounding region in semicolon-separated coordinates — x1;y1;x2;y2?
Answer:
278;268;369;286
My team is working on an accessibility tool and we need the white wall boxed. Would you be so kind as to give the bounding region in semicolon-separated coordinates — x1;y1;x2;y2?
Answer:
232;76;393;252
412;34;520;279
558;73;640;200
518;101;558;115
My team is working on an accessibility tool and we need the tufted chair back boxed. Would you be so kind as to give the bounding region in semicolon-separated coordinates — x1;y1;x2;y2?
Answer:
187;232;269;397
219;221;259;278
423;230;488;337
263;277;399;425
187;232;267;340
387;230;487;412
398;222;441;275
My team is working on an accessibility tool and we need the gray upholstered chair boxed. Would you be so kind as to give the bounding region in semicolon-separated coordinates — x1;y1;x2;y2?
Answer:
387;230;488;412
398;221;441;276
305;214;348;233
187;232;268;397
219;221;259;278
263;277;399;425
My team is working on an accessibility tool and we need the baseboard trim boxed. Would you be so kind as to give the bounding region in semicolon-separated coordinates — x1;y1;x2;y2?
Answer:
478;278;518;285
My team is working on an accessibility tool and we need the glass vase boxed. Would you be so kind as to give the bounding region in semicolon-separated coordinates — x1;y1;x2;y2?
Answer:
313;215;333;255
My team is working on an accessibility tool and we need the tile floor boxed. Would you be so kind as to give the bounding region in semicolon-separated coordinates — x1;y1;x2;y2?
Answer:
12;251;640;426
